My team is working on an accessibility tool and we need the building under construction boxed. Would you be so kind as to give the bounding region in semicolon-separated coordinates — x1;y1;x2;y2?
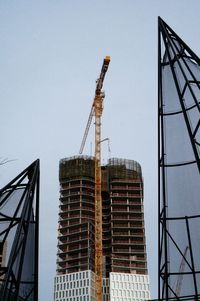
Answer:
54;156;150;301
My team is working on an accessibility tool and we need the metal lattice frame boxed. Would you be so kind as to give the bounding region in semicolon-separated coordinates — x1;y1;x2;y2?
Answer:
158;17;200;301
0;159;39;301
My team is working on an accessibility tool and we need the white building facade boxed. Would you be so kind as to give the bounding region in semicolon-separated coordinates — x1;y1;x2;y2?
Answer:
54;270;95;301
54;271;150;301
109;272;150;301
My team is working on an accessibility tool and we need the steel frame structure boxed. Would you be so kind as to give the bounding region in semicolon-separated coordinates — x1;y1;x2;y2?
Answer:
158;17;200;301
0;159;39;301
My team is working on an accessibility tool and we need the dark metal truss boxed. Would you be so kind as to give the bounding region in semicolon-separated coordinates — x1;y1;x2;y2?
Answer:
0;160;39;301
158;17;200;301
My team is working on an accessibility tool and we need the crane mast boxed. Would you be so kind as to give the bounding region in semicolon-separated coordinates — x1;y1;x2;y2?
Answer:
79;56;110;301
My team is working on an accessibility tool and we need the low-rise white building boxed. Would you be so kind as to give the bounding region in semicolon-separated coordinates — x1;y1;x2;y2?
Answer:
54;271;150;301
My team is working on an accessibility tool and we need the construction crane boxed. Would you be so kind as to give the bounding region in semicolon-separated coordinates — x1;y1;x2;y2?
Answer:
79;56;110;301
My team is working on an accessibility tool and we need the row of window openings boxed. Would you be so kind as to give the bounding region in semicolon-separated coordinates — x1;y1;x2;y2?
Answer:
55;287;89;298
56;271;89;283
55;294;90;301
60;195;142;201
111;274;148;283
61;184;140;189
55;282;149;297
111;297;146;301
60;208;143;214
112;282;149;291
55;292;109;301
111;288;150;298
56;279;90;290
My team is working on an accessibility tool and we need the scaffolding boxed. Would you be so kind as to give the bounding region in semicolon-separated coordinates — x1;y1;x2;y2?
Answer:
57;156;95;275
57;156;148;281
108;158;142;179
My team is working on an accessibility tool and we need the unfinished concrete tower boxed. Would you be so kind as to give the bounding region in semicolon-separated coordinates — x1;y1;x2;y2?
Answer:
54;156;150;301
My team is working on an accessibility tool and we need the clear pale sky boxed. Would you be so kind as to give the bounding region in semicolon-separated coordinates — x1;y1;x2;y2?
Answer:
1;1;200;300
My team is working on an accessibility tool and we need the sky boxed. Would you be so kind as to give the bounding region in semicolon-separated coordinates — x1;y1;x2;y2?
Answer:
1;1;200;300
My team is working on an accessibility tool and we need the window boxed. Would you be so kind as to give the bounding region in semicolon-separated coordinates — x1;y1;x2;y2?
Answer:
146;291;150;298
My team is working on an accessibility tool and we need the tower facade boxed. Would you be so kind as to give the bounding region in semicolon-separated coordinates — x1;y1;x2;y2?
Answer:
54;156;150;301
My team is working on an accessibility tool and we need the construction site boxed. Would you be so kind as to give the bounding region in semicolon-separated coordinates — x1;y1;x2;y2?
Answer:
55;156;150;301
55;17;200;301
54;54;150;301
1;14;200;301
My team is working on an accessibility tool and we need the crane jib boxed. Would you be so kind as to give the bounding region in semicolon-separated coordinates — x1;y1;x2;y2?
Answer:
79;56;111;155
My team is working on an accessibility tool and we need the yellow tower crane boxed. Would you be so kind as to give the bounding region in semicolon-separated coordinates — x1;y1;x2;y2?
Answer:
79;56;110;301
